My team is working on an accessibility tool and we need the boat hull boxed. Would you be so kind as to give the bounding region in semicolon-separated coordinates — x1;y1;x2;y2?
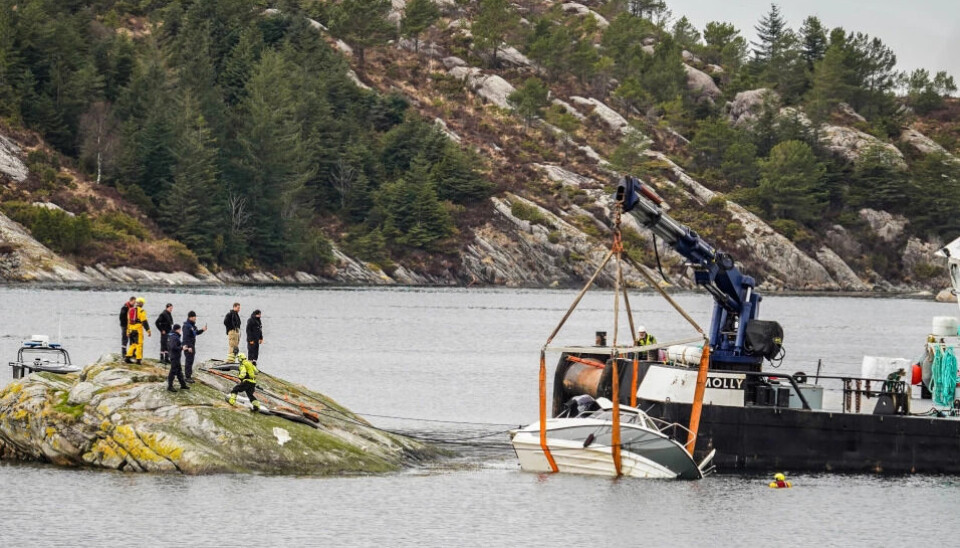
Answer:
645;400;960;474
510;420;702;479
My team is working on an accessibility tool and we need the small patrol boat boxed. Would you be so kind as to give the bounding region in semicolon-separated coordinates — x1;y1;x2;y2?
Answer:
510;396;714;479
8;335;80;378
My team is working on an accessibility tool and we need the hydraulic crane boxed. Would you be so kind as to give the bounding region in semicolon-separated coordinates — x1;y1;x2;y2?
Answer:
616;175;782;371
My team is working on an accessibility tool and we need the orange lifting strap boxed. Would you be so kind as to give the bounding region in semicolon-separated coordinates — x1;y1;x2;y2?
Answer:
686;345;711;454
539;351;558;472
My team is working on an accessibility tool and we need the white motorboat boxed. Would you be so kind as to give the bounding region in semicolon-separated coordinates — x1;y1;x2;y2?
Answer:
8;335;80;379
510;396;714;479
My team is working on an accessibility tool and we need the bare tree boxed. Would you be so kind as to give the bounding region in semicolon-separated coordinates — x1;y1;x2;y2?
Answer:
331;157;356;209
228;193;252;237
79;101;119;184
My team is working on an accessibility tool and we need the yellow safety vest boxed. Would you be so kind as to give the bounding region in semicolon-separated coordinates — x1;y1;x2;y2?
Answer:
636;334;656;346
238;360;258;384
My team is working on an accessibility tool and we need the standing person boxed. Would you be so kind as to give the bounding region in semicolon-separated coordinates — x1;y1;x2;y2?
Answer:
125;297;151;364
635;326;658;362
166;324;189;393
155;303;174;364
119;296;136;356
246;310;263;364
224;302;242;362
227;352;261;412
182;311;208;383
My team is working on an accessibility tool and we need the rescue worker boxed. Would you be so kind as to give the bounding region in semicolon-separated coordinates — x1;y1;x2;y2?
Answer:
155;303;174;364
224;302;242;362
166;324;189;392
246;309;263;363
182;311;208;383
769;472;792;489
120;296;136;356
227;352;261;412
635;326;658;361
125;297;151;364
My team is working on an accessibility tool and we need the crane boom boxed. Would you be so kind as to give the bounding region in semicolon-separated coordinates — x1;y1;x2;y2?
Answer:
616;175;780;370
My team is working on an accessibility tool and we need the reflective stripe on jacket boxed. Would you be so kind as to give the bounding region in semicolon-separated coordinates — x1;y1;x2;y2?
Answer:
238;360;258;384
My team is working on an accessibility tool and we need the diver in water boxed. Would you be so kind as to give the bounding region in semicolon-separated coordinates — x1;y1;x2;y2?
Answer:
769;472;792;488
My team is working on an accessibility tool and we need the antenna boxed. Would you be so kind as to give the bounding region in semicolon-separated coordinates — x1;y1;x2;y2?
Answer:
58;312;62;344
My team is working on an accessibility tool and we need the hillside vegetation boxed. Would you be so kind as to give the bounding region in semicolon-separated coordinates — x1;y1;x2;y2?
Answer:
0;0;957;289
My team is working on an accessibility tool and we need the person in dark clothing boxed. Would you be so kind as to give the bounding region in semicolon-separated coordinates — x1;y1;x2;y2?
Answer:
246;310;263;363
224;303;242;362
182;311;208;383
166;324;189;392
120;296;136;356
155;303;174;364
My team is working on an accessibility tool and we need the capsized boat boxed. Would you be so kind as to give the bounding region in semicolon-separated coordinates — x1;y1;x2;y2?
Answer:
511;396;714;479
8;335;79;378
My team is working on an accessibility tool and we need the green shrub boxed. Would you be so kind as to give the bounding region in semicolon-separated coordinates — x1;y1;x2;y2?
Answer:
510;200;554;228
1;202;92;254
544;104;580;133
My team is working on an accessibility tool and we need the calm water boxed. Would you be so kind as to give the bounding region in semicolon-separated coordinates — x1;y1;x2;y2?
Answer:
1;286;959;546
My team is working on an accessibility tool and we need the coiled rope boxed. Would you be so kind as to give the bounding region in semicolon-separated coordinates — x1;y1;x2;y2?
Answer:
931;345;957;407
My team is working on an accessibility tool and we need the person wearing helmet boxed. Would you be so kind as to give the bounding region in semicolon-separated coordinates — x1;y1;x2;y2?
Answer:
125;297;152;364
769;472;792;489
635;326;658;361
227;352;261;412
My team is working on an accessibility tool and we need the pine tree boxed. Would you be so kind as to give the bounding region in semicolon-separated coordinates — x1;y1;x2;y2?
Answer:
331;0;394;69
162;95;226;264
232;50;314;266
799;16;828;68
401;0;440;53
473;0;520;67
752;4;787;63
671;16;701;50
508;77;549;123
756;140;826;222
805;44;853;125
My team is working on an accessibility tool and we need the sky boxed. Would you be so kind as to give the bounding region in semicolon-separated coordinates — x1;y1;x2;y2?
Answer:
664;0;960;80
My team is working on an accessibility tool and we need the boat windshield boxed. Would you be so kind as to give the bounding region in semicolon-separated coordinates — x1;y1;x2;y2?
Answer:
589;410;647;427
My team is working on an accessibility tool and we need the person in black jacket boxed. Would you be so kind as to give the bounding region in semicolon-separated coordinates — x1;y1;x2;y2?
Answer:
246;310;263;363
155;303;174;364
120;296;136;356
224;302;242;362
166;324;189;392
182;311;208;383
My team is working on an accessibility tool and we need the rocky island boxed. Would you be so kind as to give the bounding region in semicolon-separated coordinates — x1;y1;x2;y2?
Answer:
0;356;433;475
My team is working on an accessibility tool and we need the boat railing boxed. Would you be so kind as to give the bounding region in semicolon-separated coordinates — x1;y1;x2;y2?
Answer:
645;415;695;442
805;374;907;413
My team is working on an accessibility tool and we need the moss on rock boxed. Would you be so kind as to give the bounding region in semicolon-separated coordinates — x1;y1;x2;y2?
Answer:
0;357;435;475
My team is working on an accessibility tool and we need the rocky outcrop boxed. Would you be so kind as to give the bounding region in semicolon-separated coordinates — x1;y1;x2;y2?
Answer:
561;3;609;28
816;247;871;291
460;194;656;288
0;211;88;283
900;128;956;159
727;89;778;127
859;208;907;243
0;134;28;182
449;67;515;110
644;150;841;290
0;357;432;474
819;124;906;167
683;64;721;102
570;96;633;134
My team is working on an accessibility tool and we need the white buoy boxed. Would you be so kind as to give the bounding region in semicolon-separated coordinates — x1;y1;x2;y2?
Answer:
666;344;703;366
931;316;959;337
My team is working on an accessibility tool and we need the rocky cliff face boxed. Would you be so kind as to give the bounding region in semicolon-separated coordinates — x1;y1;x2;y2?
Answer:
0;357;431;474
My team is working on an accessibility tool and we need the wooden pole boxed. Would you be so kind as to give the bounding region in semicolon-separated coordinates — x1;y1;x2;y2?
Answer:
686;343;711;454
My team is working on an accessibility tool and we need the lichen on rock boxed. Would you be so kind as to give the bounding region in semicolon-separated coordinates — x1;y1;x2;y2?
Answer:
0;358;434;475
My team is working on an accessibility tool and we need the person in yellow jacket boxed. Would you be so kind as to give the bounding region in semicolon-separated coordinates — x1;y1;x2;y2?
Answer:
227;353;261;412
125;297;152;364
769;472;792;488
